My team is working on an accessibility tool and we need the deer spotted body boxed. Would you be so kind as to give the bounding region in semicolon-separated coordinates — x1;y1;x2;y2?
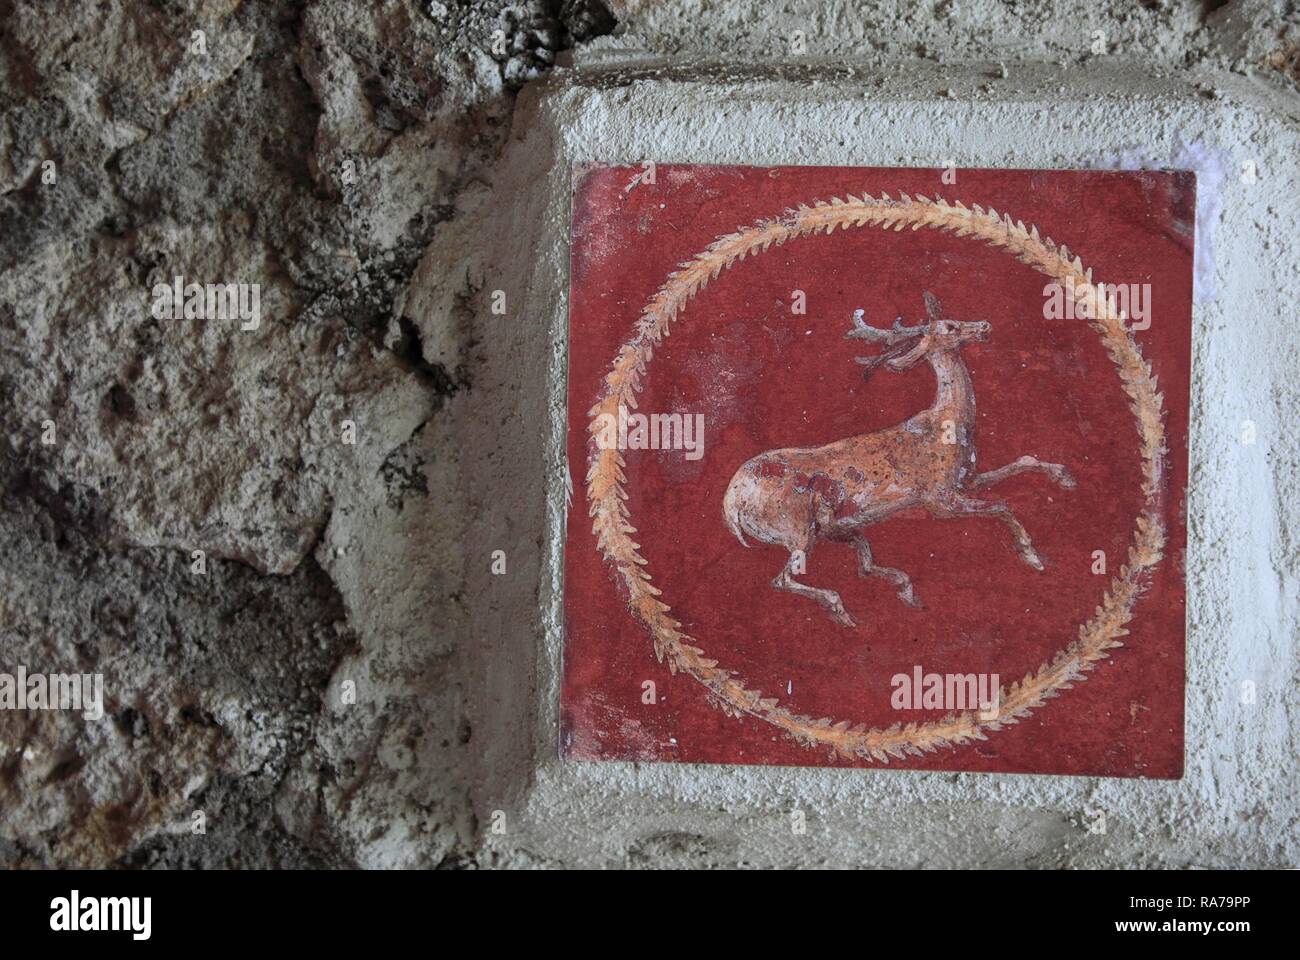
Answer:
722;292;1075;627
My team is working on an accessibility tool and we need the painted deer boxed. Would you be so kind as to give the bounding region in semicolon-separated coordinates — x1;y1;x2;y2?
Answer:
722;291;1075;627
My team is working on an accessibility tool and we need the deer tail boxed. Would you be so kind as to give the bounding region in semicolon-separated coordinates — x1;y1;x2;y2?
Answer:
722;477;750;547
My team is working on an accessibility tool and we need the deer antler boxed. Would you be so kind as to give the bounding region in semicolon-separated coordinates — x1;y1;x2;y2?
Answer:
845;309;927;343
923;290;944;322
848;309;930;379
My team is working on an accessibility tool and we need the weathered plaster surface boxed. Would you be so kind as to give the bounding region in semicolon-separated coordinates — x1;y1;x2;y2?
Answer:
0;0;1295;868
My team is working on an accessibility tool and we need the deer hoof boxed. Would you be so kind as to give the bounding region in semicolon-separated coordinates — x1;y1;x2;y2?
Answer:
894;583;925;609
1055;467;1077;489
1023;549;1045;571
825;597;857;628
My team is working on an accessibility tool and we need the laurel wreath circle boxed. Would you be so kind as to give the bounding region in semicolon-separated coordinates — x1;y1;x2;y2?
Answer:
585;193;1167;762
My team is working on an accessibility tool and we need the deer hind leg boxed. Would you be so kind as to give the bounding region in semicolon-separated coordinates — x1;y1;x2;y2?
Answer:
939;495;1046;570
968;454;1075;491
856;538;924;609
772;546;857;628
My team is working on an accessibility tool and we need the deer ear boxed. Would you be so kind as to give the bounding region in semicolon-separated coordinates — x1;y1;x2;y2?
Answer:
885;337;929;371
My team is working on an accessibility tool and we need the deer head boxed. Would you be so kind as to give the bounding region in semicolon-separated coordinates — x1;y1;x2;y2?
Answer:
847;291;990;378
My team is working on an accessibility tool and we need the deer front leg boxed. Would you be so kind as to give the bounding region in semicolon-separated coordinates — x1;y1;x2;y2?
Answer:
967;454;1075;491
772;549;857;627
856;538;924;609
935;495;1046;570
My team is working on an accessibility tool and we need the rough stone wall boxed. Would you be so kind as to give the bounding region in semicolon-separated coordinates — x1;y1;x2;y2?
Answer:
0;0;1295;869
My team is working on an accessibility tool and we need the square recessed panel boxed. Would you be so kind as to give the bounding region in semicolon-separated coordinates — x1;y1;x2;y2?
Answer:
561;164;1190;777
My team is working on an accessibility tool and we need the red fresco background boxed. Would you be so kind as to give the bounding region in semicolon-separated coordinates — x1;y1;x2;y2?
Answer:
561;165;1191;777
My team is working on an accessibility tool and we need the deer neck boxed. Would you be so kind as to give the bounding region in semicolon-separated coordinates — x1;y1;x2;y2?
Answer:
927;349;975;427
